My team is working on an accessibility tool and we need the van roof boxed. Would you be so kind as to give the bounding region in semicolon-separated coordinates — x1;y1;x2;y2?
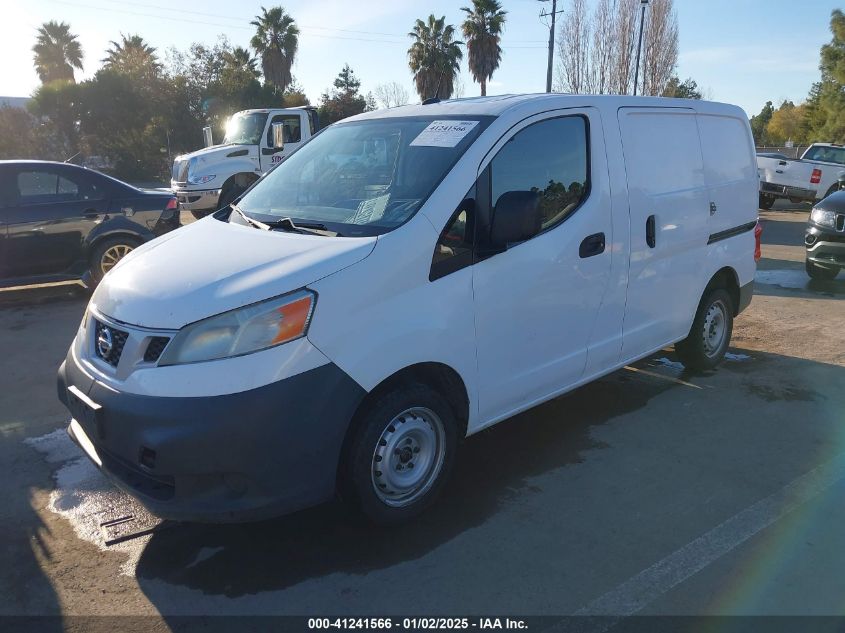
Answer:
347;93;747;121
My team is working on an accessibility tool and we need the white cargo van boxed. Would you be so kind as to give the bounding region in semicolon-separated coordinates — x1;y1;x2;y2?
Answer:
58;95;760;524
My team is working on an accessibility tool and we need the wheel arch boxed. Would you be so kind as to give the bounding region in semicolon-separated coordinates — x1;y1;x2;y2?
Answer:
337;361;470;486
221;172;259;195
86;229;145;261
703;266;741;315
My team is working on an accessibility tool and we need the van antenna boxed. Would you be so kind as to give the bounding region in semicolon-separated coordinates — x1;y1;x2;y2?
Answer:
64;152;80;164
423;71;445;105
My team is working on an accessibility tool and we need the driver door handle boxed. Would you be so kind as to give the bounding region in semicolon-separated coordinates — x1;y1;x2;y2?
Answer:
579;232;606;258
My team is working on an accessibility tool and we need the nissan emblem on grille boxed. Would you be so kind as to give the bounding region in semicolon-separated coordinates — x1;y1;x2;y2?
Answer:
97;327;113;359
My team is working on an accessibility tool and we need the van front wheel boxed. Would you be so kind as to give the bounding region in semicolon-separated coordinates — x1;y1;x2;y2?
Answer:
675;288;734;371
342;383;458;525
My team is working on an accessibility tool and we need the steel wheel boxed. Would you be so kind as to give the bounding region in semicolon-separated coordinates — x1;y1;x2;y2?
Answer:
99;243;133;275
371;407;446;508
702;299;728;358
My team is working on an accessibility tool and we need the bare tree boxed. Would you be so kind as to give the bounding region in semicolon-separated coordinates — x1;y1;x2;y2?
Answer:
374;81;410;108
640;0;678;96
555;0;591;93
554;0;676;96
588;0;616;93
610;0;639;95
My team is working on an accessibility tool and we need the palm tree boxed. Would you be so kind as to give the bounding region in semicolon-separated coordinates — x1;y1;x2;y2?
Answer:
250;6;300;94
224;46;259;79
461;0;506;96
408;15;463;101
102;34;161;78
32;21;83;84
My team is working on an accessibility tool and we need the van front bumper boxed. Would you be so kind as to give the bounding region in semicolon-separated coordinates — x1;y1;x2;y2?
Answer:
57;350;365;522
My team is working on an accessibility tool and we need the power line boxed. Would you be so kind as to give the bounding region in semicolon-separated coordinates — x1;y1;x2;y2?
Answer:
44;0;549;46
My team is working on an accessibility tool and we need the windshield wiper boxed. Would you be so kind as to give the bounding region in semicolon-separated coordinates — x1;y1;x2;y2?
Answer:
264;217;338;237
231;206;337;236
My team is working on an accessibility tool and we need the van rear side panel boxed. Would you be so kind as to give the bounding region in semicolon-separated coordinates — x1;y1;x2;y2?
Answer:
696;113;758;238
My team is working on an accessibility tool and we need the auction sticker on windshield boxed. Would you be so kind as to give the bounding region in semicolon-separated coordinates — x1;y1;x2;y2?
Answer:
410;120;480;148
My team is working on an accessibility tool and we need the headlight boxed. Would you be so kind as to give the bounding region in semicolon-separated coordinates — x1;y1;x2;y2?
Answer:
810;207;836;228
158;290;315;365
188;174;216;185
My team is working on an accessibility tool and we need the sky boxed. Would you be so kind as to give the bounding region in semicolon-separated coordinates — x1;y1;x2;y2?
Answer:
1;0;839;117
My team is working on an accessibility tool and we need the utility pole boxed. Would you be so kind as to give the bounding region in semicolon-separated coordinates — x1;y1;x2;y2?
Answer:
633;0;649;96
540;0;563;93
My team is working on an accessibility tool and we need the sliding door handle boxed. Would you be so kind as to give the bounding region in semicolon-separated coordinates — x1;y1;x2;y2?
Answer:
646;215;656;248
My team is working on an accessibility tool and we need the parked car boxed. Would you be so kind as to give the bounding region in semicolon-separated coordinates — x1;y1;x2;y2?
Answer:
805;190;845;280
58;94;760;525
757;143;845;209
171;106;319;219
0;161;180;289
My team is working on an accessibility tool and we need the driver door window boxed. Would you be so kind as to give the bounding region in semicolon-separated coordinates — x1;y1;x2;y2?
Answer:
267;115;302;147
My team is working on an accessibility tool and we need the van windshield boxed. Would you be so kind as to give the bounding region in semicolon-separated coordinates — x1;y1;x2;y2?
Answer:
236;116;493;237
223;112;269;145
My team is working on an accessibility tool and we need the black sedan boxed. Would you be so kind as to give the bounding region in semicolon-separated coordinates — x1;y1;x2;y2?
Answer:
0;161;180;288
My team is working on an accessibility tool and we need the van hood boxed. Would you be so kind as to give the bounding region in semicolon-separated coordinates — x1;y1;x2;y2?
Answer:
91;217;376;329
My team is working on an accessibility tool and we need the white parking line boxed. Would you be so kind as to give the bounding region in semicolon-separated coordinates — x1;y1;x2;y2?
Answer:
546;454;845;631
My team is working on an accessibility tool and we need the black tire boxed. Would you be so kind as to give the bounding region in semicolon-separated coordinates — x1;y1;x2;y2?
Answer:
89;237;139;285
341;382;459;525
675;288;734;371
759;194;775;210
216;184;246;212
806;258;839;280
190;209;212;220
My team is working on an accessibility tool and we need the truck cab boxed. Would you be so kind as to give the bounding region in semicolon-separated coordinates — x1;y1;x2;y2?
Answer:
171;107;318;218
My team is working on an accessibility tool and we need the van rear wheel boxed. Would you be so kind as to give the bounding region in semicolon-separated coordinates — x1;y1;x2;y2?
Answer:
675;288;734;371
342;383;458;525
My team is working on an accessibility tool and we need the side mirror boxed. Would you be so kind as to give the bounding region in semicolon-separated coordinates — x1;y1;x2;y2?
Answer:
489;191;542;248
272;123;285;150
202;126;213;148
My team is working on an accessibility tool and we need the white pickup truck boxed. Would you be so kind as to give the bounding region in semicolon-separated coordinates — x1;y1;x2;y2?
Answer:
171;107;319;218
757;143;845;209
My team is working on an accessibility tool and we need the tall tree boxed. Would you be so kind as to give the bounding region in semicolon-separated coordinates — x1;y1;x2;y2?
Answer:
102;34;161;79
750;101;775;145
223;46;259;80
32;21;83;84
408;15;463;101
461;0;507;97
640;0;679;96
250;6;300;94
588;0;616;94
662;76;701;99
556;0;590;93
318;65;369;125
610;0;639;94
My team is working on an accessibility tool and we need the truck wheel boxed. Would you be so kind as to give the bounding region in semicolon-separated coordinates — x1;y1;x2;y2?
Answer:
759;194;775;210
806;259;839;280
341;383;458;525
675;288;734;371
216;185;245;212
89;237;139;285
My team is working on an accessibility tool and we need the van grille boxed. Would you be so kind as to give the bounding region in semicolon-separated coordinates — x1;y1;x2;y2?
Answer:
94;320;129;367
172;159;189;183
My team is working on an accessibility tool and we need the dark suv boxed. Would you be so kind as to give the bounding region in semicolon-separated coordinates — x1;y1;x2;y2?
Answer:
806;189;845;280
0;161;180;288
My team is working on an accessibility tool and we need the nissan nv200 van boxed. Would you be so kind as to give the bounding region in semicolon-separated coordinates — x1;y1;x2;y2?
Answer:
58;95;760;524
